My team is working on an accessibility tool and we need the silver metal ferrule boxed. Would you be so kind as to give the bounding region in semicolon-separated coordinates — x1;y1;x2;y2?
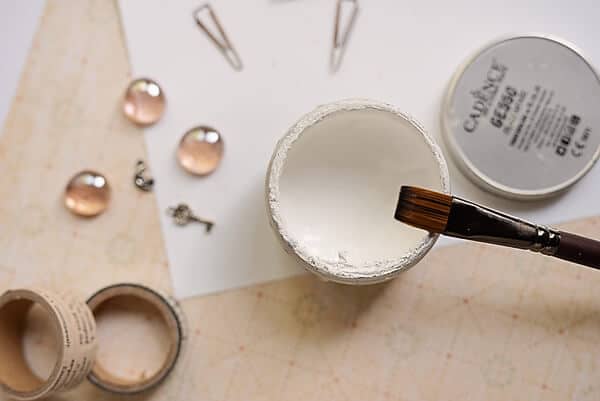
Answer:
530;226;561;255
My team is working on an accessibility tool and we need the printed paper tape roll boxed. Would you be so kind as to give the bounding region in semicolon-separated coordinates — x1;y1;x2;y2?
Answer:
86;283;186;394
0;288;97;401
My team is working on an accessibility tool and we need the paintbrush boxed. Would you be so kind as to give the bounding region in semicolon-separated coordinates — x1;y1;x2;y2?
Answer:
394;186;600;269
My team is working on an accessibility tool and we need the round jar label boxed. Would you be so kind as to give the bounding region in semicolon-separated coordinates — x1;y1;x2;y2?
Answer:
442;36;600;198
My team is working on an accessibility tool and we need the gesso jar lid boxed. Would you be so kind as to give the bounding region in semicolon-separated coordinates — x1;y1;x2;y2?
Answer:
442;35;600;200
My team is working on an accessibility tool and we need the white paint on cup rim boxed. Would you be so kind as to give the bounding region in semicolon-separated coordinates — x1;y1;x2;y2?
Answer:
267;99;450;284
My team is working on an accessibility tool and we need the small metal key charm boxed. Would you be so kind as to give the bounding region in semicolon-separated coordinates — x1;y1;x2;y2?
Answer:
167;203;214;233
134;160;154;192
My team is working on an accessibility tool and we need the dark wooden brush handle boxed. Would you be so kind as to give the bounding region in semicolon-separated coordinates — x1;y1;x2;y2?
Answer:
554;231;600;269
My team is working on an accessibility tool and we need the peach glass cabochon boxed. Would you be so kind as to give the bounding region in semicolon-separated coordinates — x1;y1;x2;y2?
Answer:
177;126;224;176
65;170;111;217
123;78;166;126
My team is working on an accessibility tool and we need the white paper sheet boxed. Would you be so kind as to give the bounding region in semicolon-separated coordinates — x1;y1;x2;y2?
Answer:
0;0;45;136
118;0;600;299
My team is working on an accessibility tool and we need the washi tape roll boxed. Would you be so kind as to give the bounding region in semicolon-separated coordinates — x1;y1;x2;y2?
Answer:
86;283;186;394
0;288;97;401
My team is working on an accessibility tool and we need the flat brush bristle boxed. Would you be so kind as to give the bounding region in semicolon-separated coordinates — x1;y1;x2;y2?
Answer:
394;186;452;233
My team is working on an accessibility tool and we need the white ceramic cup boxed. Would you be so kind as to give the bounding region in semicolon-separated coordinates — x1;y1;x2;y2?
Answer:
266;99;450;284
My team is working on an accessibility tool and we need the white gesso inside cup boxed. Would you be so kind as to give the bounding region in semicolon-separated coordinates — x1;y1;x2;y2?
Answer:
267;99;450;284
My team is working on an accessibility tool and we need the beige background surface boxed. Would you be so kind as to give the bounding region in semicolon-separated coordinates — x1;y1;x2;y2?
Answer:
1;1;600;400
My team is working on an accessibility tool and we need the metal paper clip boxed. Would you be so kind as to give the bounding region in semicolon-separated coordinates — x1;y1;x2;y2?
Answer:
134;160;154;192
331;0;359;73
193;4;243;71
